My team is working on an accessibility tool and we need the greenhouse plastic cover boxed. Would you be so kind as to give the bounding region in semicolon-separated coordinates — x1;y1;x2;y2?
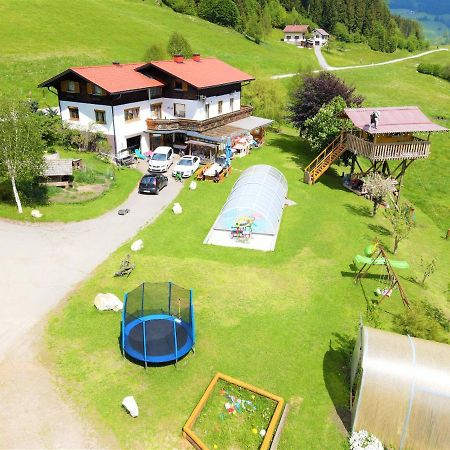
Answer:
213;165;287;235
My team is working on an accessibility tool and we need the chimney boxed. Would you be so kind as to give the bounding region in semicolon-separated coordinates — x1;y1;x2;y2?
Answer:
192;53;201;62
173;54;184;64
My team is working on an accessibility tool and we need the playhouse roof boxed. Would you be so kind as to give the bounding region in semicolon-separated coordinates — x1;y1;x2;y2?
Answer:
283;25;309;33
344;106;448;134
141;57;254;89
351;326;450;449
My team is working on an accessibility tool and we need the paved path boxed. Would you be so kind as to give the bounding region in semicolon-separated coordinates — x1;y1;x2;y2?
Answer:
270;47;449;79
0;165;183;448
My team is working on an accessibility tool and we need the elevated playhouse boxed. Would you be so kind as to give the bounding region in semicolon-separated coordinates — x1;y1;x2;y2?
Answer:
304;106;448;198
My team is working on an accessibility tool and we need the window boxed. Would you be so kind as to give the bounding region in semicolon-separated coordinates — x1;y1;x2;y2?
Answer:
95;109;106;124
93;85;105;95
294;35;299;40
286;35;291;39
173;79;187;91
124;107;140;121
62;80;80;93
218;101;223;114
68;106;79;120
151;103;162;119
230;98;234;112
205;103;210;119
149;87;162;99
174;103;185;118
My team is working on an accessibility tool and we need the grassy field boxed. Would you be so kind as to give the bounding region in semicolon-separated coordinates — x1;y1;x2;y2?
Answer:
0;0;318;104
47;130;449;449
323;42;421;67
0;150;141;222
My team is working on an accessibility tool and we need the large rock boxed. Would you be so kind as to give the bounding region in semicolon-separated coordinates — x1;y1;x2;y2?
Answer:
189;181;197;190
172;203;183;215
31;209;43;218
94;293;123;311
122;396;139;418
131;239;143;252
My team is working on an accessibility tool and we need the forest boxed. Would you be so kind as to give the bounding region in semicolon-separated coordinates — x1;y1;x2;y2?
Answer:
162;0;427;52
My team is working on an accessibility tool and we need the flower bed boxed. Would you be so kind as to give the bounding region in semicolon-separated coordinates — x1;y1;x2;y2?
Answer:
183;373;284;450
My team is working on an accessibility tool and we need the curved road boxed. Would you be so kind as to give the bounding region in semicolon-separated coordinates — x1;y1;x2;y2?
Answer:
271;47;449;79
0;164;183;448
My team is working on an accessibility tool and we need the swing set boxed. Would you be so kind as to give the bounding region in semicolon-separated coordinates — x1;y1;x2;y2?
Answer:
354;243;410;308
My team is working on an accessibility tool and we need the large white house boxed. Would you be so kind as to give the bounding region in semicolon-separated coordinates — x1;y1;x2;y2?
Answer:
282;25;310;46
40;55;272;157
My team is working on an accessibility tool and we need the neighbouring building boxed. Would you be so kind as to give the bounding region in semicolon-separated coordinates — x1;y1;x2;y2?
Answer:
39;55;273;158
282;25;310;46
312;28;329;46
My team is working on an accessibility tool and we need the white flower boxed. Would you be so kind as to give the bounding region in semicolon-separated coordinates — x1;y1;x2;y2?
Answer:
349;430;384;450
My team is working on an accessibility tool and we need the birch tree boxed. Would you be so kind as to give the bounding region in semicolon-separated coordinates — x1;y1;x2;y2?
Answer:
0;100;44;213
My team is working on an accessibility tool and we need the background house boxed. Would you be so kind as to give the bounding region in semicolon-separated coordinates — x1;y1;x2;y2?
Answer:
312;28;329;46
282;25;310;46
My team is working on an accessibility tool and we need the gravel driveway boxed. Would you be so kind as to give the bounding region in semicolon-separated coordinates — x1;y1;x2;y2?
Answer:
0;165;183;448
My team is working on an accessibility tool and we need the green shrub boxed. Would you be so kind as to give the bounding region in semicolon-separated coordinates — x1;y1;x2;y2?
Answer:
417;63;450;81
167;31;193;57
73;168;104;184
198;0;240;29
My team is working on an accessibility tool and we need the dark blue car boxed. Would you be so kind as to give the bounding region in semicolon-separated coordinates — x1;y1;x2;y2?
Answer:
138;173;168;195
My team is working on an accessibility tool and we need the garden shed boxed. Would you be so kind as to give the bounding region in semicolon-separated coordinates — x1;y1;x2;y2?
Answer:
350;326;450;450
204;165;288;251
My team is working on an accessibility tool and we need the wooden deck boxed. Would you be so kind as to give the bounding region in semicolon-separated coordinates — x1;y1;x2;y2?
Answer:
146;105;253;133
346;134;430;161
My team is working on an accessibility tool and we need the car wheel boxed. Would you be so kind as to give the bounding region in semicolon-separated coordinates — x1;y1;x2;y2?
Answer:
155;188;160;195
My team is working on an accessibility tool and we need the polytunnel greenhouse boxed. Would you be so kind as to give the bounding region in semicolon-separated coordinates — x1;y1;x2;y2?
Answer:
204;165;288;251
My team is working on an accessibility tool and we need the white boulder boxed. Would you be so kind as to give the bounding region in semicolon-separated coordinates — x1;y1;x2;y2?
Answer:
172;203;183;215
122;396;139;418
189;181;197;190
131;239;144;252
94;293;123;312
31;209;43;218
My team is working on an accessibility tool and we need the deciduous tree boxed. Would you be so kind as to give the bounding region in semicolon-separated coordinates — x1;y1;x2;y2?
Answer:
0;100;45;213
384;202;415;253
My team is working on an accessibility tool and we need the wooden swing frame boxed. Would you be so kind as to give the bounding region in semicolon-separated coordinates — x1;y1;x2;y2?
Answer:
354;244;410;308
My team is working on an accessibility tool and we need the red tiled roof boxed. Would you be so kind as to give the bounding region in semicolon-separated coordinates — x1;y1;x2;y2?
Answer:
71;63;163;93
283;25;309;33
344;107;449;134
144;57;254;88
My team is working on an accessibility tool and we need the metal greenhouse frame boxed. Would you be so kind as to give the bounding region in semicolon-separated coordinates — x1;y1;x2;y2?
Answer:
204;165;288;251
350;326;450;449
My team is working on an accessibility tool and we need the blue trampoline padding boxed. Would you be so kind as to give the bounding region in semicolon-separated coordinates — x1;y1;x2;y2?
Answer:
123;314;193;363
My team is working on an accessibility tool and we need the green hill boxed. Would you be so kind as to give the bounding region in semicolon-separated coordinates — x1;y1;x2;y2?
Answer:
0;0;318;103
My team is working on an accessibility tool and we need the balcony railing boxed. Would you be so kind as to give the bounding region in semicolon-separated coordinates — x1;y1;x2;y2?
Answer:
146;105;253;132
346;134;430;161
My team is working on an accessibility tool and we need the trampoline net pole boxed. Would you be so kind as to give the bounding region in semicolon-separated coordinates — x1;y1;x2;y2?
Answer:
173;318;178;363
141;283;145;318
168;281;172;315
190;289;195;346
121;293;128;356
142;320;147;369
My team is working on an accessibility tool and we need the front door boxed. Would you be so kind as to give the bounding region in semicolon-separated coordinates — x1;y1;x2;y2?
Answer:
126;135;141;150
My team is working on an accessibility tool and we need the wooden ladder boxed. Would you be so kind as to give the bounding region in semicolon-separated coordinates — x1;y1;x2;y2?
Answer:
303;134;347;184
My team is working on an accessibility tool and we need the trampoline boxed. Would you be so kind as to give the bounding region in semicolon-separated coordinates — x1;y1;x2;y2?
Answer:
121;282;195;366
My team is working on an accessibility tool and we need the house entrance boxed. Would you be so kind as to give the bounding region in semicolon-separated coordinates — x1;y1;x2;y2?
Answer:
126;135;141;150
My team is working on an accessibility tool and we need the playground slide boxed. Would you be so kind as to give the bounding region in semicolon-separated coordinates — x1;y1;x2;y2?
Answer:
354;255;410;270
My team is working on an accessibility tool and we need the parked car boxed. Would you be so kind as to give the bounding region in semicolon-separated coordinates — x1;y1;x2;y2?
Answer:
138;173;168;195
172;155;200;178
148;146;174;172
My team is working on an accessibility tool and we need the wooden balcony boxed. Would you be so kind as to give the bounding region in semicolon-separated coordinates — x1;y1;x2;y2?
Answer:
146;105;253;133
346;133;430;161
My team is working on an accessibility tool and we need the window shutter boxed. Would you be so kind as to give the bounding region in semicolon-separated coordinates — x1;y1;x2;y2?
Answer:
74;81;80;93
182;81;188;91
61;80;68;92
86;83;93;94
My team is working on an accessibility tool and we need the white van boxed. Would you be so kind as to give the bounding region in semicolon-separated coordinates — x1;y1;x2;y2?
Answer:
148;146;174;172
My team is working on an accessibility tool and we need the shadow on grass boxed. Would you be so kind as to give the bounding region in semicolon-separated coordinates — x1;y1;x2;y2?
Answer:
0;179;49;206
323;333;355;434
344;203;372;218
368;224;391;236
270;134;312;170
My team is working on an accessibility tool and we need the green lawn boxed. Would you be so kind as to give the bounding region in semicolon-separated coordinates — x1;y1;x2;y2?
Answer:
47;130;450;449
0;0;318;104
0;150;141;222
322;42;427;67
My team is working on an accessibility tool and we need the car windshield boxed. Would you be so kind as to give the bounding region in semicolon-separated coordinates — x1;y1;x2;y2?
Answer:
142;176;156;183
178;159;193;166
151;153;167;161
215;157;226;166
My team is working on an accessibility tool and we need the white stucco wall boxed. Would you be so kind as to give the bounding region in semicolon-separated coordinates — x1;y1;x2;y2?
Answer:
283;32;306;43
60;101;114;135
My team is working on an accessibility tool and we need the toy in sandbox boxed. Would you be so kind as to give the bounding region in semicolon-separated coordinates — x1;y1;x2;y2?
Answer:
354;242;410;307
121;282;195;367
